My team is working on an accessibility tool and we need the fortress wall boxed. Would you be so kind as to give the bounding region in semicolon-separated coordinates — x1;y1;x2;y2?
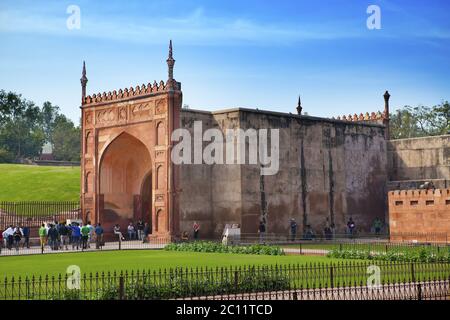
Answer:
389;189;450;242
178;108;388;238
388;135;450;183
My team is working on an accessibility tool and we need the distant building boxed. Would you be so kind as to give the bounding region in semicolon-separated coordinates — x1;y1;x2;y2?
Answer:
40;142;54;161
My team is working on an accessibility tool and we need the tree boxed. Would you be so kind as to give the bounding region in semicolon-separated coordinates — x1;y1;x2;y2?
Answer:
0;90;45;160
390;101;450;139
41;101;60;142
51;115;81;162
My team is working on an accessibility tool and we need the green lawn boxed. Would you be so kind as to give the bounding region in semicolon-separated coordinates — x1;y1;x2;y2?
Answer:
0;250;447;299
0;164;80;201
0;250;340;279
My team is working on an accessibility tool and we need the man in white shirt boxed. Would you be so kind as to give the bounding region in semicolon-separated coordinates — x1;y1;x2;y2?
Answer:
3;226;15;250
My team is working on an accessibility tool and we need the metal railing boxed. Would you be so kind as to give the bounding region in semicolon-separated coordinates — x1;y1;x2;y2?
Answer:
0;232;169;256
1;261;449;300
0;201;81;231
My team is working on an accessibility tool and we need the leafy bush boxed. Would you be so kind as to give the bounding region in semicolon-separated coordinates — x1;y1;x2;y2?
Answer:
0;148;14;163
164;241;284;256
327;247;450;263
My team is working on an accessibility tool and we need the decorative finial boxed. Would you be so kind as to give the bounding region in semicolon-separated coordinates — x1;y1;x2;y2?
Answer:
167;40;175;84
383;90;391;140
80;61;88;103
296;95;302;115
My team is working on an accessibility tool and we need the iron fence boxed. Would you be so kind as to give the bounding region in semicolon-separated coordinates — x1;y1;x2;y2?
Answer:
0;201;81;231
0;261;449;300
0;232;169;256
281;240;450;256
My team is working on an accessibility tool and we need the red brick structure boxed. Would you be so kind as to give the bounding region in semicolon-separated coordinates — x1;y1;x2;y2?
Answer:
389;189;450;243
80;41;182;240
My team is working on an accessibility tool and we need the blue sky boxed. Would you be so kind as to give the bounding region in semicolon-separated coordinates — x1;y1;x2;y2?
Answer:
0;0;449;124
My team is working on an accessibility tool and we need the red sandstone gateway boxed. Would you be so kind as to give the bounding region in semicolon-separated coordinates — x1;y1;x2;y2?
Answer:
80;41;181;241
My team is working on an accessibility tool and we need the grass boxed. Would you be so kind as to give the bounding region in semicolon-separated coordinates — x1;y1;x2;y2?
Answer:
0;250;343;279
0;249;448;299
0;164;80;201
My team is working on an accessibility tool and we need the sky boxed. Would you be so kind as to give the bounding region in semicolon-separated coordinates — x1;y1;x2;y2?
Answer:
0;0;449;125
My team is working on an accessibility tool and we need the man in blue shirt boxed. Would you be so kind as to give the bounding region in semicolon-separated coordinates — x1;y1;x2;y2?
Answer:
71;223;81;250
95;223;104;249
22;225;30;248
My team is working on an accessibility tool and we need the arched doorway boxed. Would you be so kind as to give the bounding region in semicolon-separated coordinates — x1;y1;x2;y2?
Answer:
99;132;152;234
140;172;152;233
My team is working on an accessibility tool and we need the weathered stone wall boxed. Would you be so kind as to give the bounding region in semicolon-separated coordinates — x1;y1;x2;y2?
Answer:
178;108;388;238
389;189;450;243
388;135;450;186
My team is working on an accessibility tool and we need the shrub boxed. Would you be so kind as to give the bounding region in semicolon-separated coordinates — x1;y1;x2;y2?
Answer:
164;241;284;256
327;247;450;263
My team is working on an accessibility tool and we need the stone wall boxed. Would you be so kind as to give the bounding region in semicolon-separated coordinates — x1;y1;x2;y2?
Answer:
178;108;388;238
389;189;450;243
388;135;450;188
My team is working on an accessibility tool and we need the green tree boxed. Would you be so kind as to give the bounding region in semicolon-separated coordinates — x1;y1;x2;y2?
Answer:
51;115;81;162
0;90;45;160
390;101;450;139
41;101;60;142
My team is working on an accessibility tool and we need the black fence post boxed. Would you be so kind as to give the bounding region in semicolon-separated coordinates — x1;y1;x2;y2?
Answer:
330;266;334;288
299;243;302;255
417;283;422;300
234;270;238;293
411;263;416;282
119;275;125;300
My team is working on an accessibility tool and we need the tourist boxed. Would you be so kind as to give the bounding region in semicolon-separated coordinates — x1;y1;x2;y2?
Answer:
38;224;47;250
3;225;14;250
113;224;125;241
59;222;69;250
136;220;144;241
181;231;189;242
95;223;104;249
289;218;297;241
47;224;59;250
324;218;334;240
86;221;94;248
193;221;200;240
347;218;356;238
324;226;333;240
304;225;315;240
13;226;22;251
22;225;30;248
258;220;266;244
81;224;90;250
127;222;136;240
373;217;383;236
71;223;81;250
143;222;150;243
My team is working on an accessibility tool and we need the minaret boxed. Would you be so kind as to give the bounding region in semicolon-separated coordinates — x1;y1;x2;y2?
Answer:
80;61;88;103
296;95;302;115
166;40;175;90
383;90;391;140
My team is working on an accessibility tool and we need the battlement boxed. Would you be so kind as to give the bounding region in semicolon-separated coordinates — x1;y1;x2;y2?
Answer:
331;110;388;123
82;80;180;105
389;188;450;198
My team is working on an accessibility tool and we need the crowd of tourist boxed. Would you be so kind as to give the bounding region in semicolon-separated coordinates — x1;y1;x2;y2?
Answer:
0;219;153;253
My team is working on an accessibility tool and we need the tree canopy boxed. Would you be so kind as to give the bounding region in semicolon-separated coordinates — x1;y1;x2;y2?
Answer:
0;90;80;162
390;101;449;139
